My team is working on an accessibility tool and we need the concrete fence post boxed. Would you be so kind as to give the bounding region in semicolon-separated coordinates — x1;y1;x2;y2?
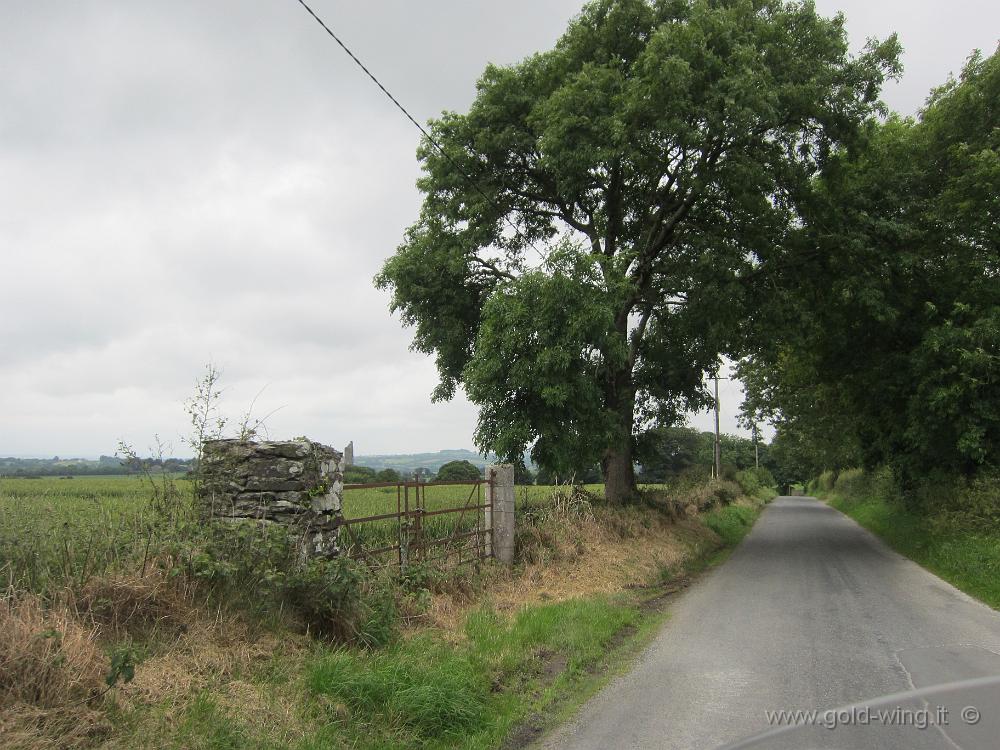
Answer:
486;464;515;565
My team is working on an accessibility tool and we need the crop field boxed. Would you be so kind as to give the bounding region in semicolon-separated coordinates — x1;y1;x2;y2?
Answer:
0;473;681;591
0;475;591;590
0;475;163;592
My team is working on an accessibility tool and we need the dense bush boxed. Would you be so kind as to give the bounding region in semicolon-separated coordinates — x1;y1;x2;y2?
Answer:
734;467;776;497
833;468;867;498
343;465;378;483
816;470;838;493
160;520;398;644
283;558;397;646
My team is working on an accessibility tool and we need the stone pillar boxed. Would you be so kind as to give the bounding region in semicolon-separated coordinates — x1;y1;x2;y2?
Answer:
486;464;515;565
197;438;344;559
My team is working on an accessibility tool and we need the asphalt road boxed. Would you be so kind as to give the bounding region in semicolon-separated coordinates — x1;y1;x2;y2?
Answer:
541;496;1000;750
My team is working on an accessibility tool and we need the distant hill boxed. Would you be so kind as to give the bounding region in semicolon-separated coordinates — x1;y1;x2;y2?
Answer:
354;449;494;474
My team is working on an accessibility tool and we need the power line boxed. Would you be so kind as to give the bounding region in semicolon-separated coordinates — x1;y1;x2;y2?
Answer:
293;0;546;261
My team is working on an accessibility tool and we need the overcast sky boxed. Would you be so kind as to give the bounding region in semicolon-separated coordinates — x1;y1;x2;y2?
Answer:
1;1;996;458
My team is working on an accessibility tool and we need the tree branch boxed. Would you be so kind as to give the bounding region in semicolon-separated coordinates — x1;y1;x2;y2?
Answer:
628;306;653;367
470;256;517;281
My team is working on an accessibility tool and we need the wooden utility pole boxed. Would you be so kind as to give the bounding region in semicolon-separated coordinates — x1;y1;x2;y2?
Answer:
712;374;722;481
753;424;760;470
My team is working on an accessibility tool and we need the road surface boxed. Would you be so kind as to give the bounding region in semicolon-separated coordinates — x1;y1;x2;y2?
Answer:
541;496;1000;749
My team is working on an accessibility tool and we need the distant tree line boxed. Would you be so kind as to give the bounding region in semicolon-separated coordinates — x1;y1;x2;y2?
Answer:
0;455;194;478
343;460;490;484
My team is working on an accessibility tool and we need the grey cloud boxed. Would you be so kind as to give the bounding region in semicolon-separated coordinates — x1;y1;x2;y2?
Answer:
1;0;996;457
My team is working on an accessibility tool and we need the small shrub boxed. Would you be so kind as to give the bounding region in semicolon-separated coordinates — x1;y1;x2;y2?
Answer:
180;519;296;601
398;561;446;595
711;480;742;506
283;557;396;647
735;467;776;497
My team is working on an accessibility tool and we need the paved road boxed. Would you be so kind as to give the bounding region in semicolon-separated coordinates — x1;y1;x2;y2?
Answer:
541;497;1000;750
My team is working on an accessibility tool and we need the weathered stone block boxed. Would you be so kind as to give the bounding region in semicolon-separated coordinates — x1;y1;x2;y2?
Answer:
197;438;345;558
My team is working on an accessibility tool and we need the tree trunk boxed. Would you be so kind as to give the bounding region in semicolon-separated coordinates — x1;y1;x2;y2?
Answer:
601;345;638;503
602;443;637;504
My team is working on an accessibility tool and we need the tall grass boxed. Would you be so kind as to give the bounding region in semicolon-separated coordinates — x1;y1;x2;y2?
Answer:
0;476;172;593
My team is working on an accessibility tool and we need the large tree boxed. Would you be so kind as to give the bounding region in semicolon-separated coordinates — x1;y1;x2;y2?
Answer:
377;0;898;502
741;46;1000;487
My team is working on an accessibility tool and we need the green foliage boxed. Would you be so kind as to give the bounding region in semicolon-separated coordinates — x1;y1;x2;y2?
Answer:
283;558;397;647
182;520;296;601
343;465;378;484
704;504;757;546
307;597;638;746
833;468;869;499
106;645;138;687
434;460;483;481
356;449;489;477
375;468;401;482
637;426;767;482
709;480;741;507
513;463;535;485
743;46;1000;484
734;467;775;497
0;454;192;478
636;426;706;478
815;470;837;493
377;0;897;500
173;522;398;645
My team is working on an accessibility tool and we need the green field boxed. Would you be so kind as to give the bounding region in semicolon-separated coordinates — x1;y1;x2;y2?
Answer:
0;475;596;591
0;475;161;591
0;475;676;591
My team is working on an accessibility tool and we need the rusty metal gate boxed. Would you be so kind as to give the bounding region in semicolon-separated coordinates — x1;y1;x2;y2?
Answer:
339;474;494;570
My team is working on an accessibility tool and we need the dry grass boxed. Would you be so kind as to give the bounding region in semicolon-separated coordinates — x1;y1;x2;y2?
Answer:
0;594;111;749
494;516;713;612
116;624;304;709
0;595;106;708
0;567;294;749
103;620;312;749
70;568;199;639
420;491;722;633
